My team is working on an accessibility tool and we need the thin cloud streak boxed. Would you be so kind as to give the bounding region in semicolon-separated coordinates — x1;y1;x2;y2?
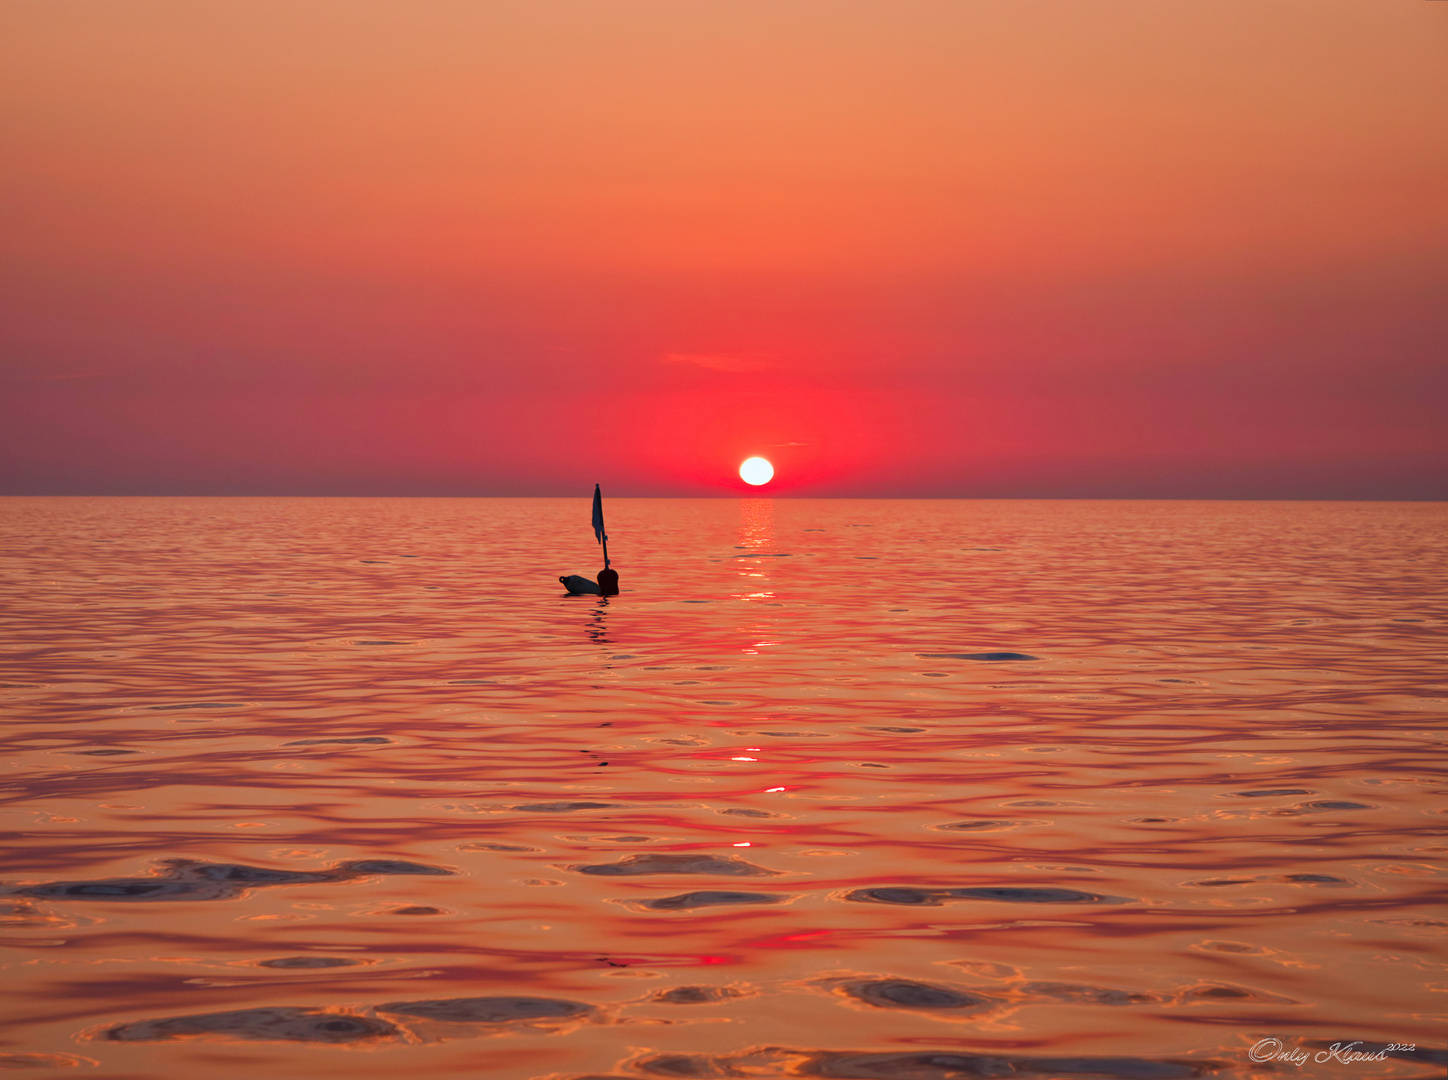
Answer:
663;353;773;374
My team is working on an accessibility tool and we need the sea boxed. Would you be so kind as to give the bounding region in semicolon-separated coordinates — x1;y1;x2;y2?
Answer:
1;497;1443;1079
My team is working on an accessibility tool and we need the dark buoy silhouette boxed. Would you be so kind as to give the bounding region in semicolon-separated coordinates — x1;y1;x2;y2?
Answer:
560;574;601;595
560;484;619;596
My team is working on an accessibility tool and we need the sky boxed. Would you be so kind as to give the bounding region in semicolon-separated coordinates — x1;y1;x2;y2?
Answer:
2;0;1445;498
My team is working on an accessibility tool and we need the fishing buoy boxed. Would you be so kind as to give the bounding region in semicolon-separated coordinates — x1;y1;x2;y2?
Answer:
593;485;619;594
558;483;621;596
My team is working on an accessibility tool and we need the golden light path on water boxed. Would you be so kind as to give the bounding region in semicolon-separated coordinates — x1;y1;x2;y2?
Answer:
0;497;1444;1079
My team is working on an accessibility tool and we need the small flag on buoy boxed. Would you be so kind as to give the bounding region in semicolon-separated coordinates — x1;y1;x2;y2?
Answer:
592;484;607;557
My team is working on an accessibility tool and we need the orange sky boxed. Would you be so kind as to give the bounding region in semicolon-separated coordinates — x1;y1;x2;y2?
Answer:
2;0;1445;496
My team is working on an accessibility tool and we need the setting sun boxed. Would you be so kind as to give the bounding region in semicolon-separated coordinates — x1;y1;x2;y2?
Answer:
739;457;774;486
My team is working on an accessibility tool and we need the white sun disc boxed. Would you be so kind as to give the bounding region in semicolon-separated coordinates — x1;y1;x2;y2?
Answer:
739;457;774;486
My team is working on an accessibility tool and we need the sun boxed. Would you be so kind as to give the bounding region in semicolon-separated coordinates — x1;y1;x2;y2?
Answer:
739;457;774;486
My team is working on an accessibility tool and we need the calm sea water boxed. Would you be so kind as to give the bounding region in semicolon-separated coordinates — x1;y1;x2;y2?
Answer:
1;497;1443;1079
